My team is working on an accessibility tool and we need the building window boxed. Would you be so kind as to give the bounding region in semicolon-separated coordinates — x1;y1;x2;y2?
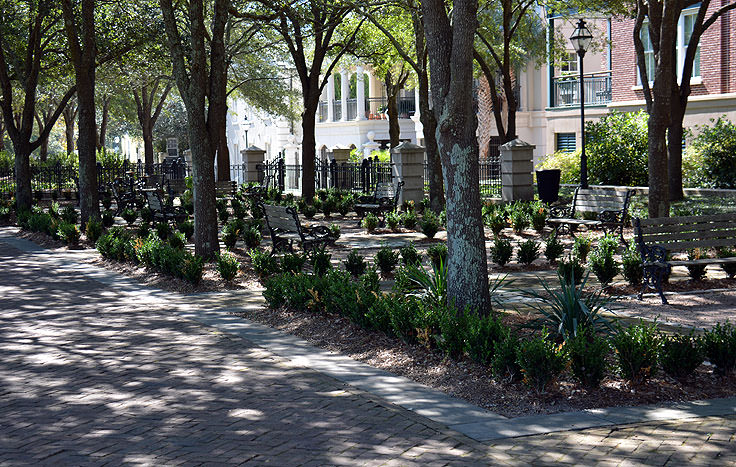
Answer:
639;11;700;85
560;52;578;75
639;23;655;85
556;133;576;152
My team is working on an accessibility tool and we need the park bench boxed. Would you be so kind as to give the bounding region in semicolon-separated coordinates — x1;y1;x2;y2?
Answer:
634;213;736;304
216;180;238;198
548;187;634;244
110;178;144;215
261;203;335;252
354;180;404;224
143;188;188;225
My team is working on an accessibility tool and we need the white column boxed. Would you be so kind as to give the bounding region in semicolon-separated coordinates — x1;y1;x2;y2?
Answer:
326;74;335;122
356;66;366;120
414;86;421;119
340;69;349;122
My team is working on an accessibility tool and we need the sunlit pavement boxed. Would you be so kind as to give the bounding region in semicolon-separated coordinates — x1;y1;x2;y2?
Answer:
1;235;735;466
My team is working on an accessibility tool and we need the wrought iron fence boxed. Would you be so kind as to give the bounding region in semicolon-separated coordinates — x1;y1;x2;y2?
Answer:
423;158;501;198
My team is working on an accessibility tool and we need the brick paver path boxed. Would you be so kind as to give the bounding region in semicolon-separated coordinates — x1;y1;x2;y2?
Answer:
2;237;736;466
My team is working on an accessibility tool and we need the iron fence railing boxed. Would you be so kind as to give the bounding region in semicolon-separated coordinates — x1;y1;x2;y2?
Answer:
551;71;612;108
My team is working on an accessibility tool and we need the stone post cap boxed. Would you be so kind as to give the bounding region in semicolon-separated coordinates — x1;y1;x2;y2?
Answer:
242;146;264;152
330;144;351;151
392;142;425;152
500;138;536;150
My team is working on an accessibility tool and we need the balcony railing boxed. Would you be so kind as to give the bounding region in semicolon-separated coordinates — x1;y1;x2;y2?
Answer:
318;101;328;123
551;71;612;108
346;98;357;120
318;96;417;122
332;101;342;121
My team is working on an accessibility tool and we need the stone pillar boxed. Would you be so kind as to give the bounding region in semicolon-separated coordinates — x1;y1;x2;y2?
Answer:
240;146;265;184
362;131;380;159
326;74;335;122
340;69;349;122
500;139;535;201
392;142;425;206
283;137;301;192
356;66;366;120
413;86;420;119
331;146;351;163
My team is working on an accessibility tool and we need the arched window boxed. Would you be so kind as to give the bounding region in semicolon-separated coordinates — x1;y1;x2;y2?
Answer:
334;73;341;100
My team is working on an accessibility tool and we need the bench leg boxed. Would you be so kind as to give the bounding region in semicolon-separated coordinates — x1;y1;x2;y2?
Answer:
642;264;669;305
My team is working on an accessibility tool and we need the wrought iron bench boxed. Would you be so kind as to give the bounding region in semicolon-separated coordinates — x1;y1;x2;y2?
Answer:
261;203;335;252
110;177;144;215
548;187;634;244
354;180;404;223
143;188;188;225
216;180;238;198
634;213;736;304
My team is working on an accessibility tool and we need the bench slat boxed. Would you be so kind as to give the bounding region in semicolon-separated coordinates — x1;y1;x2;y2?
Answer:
649;237;736;252
637;213;736;226
668;257;736;266
641;227;736;243
639;220;736;235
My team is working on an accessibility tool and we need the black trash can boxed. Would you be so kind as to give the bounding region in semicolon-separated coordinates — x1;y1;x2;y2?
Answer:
536;169;561;204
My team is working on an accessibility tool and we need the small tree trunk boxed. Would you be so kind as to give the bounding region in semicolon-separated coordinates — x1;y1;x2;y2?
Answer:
39;135;48;162
387;93;400;150
0;120;5;152
667;100;685;202
14;141;33;212
142;120;155;168
216;120;230;181
77;77;100;226
301;99;319;202
64;109;75;155
97;96;109;150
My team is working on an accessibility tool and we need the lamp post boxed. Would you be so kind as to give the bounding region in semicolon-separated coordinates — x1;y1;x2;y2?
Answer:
570;18;593;188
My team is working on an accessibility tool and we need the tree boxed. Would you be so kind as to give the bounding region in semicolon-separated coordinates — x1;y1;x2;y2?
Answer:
238;1;365;202
160;0;229;257
62;97;77;155
133;76;173;169
0;1;76;211
359;1;445;212
422;0;491;312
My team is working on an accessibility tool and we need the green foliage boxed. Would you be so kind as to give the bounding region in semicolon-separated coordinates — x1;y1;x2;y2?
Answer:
566;326;610;388
516;329;567;393
231;198;247;219
374;244;400;275
400;242;422;266
686;248;707;281
96;227;135;261
281;252;306;274
523;271;615;341
386;211;401;232
401;258;447;305
57;222;80;245
222;219;243;249
182;256;204;284
361;212;379;233
218;207;230;224
558;255;586;286
517;239;540;265
155;222;172;240
427;243;448;269
465;313;506;365
216;252;240;281
510;209;529;234
530;202;548;233
660;332;704;379
85;218;103;243
586;110;649;186
310;245;332;276
301;204;317;219
344;249;367;277
27;213;54;234
572;235;592;263
490;237;513;266
537;150;581;185
622;243;643;286
435;304;469;359
322;194;337;217
492;330;522;382
487;211;507;236
137;222;151;239
420;210;441;239
102;210;115;227
140;207;154;224
178;220;194;240
249;249;281;278
590;235;620;285
61;205;78;225
329;223;341;240
168;231;186;250
121;208;138;225
243;226;262;249
702;322;736;375
544;235;564;264
689;117;736;188
401;210;418;230
613;321;660;384
717;248;736;278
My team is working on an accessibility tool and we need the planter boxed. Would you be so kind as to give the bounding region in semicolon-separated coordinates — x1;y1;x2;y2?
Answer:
536;169;561;204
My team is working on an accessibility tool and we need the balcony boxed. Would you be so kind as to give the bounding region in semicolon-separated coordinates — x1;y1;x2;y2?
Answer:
317;97;417;123
551;71;612;108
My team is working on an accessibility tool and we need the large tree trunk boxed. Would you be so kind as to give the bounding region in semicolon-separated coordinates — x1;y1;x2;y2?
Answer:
422;0;490;312
13;141;33;211
384;72;401;150
216;119;230;181
301;97;319;202
77;76;99;225
63;104;76;155
188;117;219;257
0;119;5;152
142;118;155;168
39;135;48;162
667;105;685;202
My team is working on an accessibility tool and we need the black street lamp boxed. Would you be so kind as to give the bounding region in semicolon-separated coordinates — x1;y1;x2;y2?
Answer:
570;18;593;188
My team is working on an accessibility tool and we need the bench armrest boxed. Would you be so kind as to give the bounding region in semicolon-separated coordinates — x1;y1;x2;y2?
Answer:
549;205;571;218
639;243;668;265
598;209;625;224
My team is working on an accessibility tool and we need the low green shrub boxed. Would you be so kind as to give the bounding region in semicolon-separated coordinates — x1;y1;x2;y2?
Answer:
243;226;262;249
558;255;585;286
517;239;540;265
490;237;513;266
572;235;592;263
178;220;194;240
155;222;172;240
427;243;448;269
310;245;332;276
301;204;317;219
386;211;401;232
488;212;507;236
613;321;660;384
531;202;548;233
621;243;643;286
544;235;564;264
510;209;529;234
137;222;151;239
140;207;154;224
102;210;115;227
686;248;707;281
344;249;367;277
168;231;186;249
374;244;400;275
281;252;306;274
329;223;341;240
400;242;422;266
96;227;135;261
401;210;418;230
249;249;280;278
717;248;736;278
566;327;609;387
182;255;204;284
85;217;103;243
216;251;240;281
121;208;138;225
660;332;704;379
516;329;567;393
218;207;230;224
27;212;54;234
590;235;620;285
702;322;736;375
435;303;469;359
689;116;736;189
492;330;522;383
362;212;379;233
61;204;78;224
231;198;247;219
420;210;441;239
57;221;80;245
465;313;506;365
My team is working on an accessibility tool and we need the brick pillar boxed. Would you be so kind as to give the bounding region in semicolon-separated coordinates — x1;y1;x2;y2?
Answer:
391;142;425;206
240;146;265;184
501;139;535;201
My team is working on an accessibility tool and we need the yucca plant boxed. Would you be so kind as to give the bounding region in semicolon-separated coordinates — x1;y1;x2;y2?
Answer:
520;271;615;341
402;257;447;305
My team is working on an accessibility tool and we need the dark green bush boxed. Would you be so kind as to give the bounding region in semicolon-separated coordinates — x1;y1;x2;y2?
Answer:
686;248;707;281
231;198;247;219
544;235;564;264
510;209;529;234
329;223;341;240
178;220;194;240
281;252;306;274
690;117;736;188
488;211;507;236
218;207;230;224
344;249;367;277
249;248;280;278
137;222;151;239
427;243;448;269
310;245;332;276
702;322;736;375
566;327;609;387
517;239;540;265
660;332;704;379
140;207;154;224
492;330;522;383
516;329;567;393
531;202;548;233
96;227;135;261
400;242;422;266
622;243;643;286
490;237;513;267
85;217;103;243
61;204;78;224
102;210;115;227
386;211;401;232
401;210;418;230
361;212;379;233
420;210;441;239
558;255;585;286
121;208;137;226
27;213;54;234
572;235;592;263
216;251;240;281
57;221;80;245
435;303;468;358
182;255;204;284
374;244;400;275
465;312;506;365
586;110;648;186
243;226;262;249
717;248;736;278
613;321;660;384
590;235;620;285
301;204;317;219
155;222;172;240
168;231;186;249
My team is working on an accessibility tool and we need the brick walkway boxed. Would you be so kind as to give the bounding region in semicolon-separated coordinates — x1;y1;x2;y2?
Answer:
1;237;736;466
